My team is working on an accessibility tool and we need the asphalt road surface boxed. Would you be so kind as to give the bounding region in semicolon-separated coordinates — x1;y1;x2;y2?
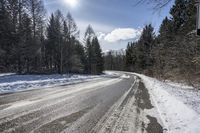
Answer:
0;73;137;133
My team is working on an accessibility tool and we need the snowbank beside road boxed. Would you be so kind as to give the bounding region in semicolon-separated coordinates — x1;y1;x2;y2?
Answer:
0;73;15;77
135;73;200;133
0;74;103;94
164;80;200;114
165;80;195;90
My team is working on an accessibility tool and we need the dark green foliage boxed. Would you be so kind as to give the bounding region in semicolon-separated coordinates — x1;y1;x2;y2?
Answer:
0;0;12;71
170;0;187;33
73;40;86;73
0;0;45;73
104;50;126;71
46;10;63;74
91;37;104;74
155;0;199;84
0;1;104;75
84;26;104;74
126;24;155;75
125;0;200;86
126;42;137;71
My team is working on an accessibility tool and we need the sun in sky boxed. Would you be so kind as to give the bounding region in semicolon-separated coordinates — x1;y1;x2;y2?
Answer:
63;0;78;7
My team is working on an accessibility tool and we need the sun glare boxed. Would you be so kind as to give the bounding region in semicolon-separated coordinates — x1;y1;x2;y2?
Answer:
64;0;78;7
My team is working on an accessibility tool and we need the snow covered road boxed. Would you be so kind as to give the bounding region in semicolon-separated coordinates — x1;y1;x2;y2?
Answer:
0;73;137;133
0;71;199;133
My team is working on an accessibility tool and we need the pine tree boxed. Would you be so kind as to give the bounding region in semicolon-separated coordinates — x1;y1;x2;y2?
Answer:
154;17;177;78
151;0;200;85
125;24;155;75
73;40;86;73
126;42;137;71
46;14;56;71
170;0;189;34
55;10;63;74
0;1;106;75
104;50;126;71
104;51;114;70
15;0;28;73
137;24;155;72
85;25;95;39
184;0;196;33
26;0;46;72
91;37;104;74
0;0;12;71
85;38;93;73
17;13;33;73
26;0;45;38
63;12;79;73
46;10;63;73
84;25;104;74
84;25;95;74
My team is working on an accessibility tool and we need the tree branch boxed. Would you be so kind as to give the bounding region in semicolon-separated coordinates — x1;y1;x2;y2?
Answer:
135;0;172;10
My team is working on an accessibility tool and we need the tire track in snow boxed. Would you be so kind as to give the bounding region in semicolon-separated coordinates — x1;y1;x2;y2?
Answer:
0;77;122;133
90;76;138;133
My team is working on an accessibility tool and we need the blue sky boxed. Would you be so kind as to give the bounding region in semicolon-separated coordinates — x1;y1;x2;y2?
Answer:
44;0;174;51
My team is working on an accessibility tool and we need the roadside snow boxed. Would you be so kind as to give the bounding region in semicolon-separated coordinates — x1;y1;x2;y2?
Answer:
164;81;200;114
0;74;103;94
135;74;200;133
165;80;194;90
121;74;130;79
0;73;15;77
104;71;121;77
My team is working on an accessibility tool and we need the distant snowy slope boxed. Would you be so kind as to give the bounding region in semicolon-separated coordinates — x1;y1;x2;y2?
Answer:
0;74;102;94
135;74;200;133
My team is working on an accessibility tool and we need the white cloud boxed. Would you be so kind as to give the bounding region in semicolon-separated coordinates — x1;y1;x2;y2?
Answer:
103;28;142;43
76;19;115;39
96;32;106;40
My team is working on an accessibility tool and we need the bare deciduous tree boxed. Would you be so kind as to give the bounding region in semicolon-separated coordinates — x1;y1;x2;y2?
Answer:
136;0;172;10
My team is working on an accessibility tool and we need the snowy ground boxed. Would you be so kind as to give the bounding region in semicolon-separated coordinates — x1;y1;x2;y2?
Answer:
1;71;199;133
0;72;133;133
0;73;106;94
134;73;200;133
0;73;15;77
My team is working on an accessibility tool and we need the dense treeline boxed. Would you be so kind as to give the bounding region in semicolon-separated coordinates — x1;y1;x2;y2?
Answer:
125;0;200;86
104;50;126;71
1;0;199;83
0;0;103;74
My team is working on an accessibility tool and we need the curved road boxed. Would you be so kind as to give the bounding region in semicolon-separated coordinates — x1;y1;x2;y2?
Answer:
0;73;136;133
